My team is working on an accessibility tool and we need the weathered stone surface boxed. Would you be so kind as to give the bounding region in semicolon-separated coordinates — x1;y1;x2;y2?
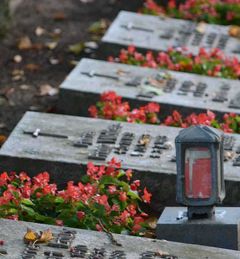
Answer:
59;58;240;118
101;11;240;59
1;112;240;212
1;218;240;258
157;207;240;250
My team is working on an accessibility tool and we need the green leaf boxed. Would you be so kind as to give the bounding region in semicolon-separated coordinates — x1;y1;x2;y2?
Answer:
55;197;64;204
81;174;90;183
127;191;141;200
99;176;119;185
68;42;85;55
20;205;36;216
21;199;34;206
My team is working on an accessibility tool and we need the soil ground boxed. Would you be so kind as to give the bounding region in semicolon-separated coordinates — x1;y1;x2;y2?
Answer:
0;0;142;138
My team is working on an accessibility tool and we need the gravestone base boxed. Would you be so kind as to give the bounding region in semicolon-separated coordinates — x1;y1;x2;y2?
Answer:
157;207;240;250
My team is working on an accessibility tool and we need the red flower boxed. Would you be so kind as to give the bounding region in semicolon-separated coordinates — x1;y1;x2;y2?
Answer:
55;219;63;226
119;191;127;202
96;224;103;231
119;210;130;224
76;211;85;220
101;91;122;104
125;169;132;181
128;45;136;54
19;172;30;182
88;105;98;118
142;188;152;203
108;157;121;169
33;172;50;186
108;185;117;194
143;102;160;113
0;172;9;187
7;214;19;221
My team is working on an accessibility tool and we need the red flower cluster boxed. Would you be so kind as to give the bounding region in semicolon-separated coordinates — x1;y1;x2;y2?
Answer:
0;172;56;207
89;91;160;124
164;110;239;133
89;91;240;134
0;159;152;235
109;46;240;80
141;0;240;25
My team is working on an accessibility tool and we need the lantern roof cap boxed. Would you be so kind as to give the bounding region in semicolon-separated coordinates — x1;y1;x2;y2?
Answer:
175;125;222;143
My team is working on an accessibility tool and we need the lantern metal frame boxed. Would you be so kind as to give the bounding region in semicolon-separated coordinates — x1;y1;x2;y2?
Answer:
175;125;225;218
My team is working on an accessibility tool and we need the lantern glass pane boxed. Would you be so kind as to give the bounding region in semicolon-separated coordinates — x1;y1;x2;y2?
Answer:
184;147;211;199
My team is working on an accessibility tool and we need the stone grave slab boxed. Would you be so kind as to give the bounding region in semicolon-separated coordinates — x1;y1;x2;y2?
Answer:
1;219;240;258
101;11;240;59
1;112;240;212
157;207;240;250
59;58;240;117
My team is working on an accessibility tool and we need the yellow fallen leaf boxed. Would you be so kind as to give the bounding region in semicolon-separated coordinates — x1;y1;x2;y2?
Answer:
229;26;240;38
38;229;53;243
18;36;32;50
45;42;58;50
23;228;39;244
68;42;85;55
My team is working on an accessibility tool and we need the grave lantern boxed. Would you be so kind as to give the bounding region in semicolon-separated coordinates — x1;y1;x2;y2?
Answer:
175;125;225;219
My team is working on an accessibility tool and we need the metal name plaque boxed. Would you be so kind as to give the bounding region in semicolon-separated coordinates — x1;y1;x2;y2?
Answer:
1;112;240;211
1;219;239;258
101;11;240;59
59;58;240;117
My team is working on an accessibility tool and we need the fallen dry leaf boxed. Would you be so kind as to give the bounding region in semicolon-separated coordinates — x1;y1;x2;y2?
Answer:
23;228;53;244
68;42;84;55
69;60;78;66
0;123;6;129
53;28;61;35
0;135;6;147
229;26;240;38
139;135;151;146
38;229;53;243
196;22;206;34
18;36;32;50
23;228;39;244
39;84;59;96
31;43;45;50
50;28;62;39
25;63;40;72
53;11;66;21
49;57;59;65
13;55;22;63
19;84;30;90
45;41;58;50
35;26;45;36
145;217;157;230
88;19;109;35
84;41;98;50
117;69;129;76
12;69;25;81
